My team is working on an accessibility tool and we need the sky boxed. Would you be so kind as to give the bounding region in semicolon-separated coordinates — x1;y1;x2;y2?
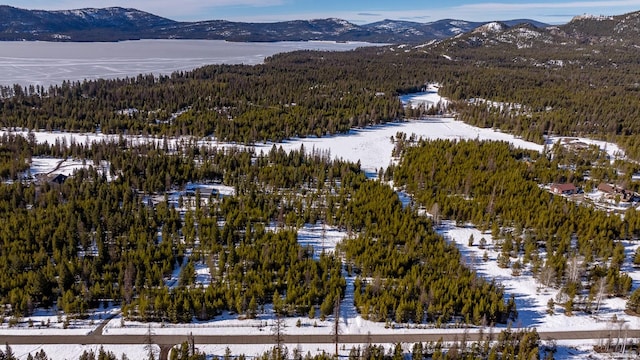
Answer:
4;0;640;24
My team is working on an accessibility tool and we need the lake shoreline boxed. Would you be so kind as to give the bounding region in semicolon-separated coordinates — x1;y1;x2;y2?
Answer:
0;39;378;88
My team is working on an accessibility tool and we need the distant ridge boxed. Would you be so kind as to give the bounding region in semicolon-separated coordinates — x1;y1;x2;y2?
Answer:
0;5;549;43
423;9;640;52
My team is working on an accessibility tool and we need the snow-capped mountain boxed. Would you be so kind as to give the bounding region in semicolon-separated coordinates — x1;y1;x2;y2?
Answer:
0;6;176;41
0;5;548;43
401;9;640;72
362;19;490;40
423;9;640;53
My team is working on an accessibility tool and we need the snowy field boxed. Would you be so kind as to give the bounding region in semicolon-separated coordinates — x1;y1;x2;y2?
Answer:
0;129;258;154
9;345;156;360
29;157;88;177
259;117;546;178
28;157;112;180
2;114;544;180
266;84;544;176
0;40;374;88
440;222;640;330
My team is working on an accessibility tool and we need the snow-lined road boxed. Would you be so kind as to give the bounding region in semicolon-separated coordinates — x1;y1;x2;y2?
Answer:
3;329;634;360
3;329;633;348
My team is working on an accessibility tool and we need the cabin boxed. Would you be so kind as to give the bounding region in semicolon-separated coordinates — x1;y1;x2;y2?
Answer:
550;183;577;195
598;182;637;202
597;183;615;194
48;173;68;185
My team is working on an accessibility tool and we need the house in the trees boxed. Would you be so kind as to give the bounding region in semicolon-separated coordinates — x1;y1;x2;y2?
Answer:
48;173;68;185
34;173;69;187
597;183;615;194
550;183;577;196
598;182;638;202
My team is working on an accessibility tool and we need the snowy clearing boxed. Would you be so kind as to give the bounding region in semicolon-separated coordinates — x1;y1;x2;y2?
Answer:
27;157;112;180
439;221;640;332
9;344;157;360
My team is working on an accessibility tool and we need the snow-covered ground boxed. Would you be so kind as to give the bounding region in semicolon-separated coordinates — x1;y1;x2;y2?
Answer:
6;340;610;360
11;87;623;182
264;118;542;178
0;304;119;336
439;222;640;330
9;345;157;360
1;129;255;154
3;116;543;180
297;223;347;260
546;136;626;163
400;84;451;109
258;123;543;180
28;157;112;180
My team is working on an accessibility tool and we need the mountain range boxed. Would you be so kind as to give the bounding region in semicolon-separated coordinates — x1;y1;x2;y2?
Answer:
0;5;550;43
424;11;640;54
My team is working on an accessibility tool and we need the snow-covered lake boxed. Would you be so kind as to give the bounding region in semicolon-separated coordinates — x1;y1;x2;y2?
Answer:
0;39;375;88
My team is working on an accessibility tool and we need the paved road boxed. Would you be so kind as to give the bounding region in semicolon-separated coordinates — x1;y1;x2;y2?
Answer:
5;323;638;360
3;328;637;345
2;330;633;360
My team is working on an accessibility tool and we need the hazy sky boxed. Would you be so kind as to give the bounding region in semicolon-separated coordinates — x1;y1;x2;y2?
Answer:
5;0;640;24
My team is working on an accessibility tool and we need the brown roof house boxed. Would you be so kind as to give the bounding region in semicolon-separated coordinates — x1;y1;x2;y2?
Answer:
597;183;615;194
550;183;577;196
598;182;636;202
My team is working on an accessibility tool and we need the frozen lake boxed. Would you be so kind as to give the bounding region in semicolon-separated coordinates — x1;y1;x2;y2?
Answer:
0;39;374;88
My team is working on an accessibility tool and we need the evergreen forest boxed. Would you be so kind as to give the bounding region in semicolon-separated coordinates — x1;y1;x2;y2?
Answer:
0;136;512;326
